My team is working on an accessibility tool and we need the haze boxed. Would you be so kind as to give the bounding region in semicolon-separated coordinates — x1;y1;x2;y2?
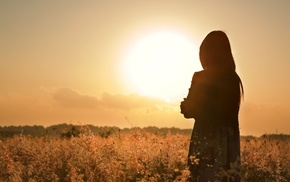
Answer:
1;0;290;136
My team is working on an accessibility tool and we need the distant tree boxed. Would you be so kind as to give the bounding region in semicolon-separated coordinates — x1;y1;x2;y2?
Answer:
261;134;290;140
60;126;81;139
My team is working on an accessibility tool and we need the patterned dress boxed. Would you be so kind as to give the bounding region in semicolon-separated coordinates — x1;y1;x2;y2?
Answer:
181;70;241;182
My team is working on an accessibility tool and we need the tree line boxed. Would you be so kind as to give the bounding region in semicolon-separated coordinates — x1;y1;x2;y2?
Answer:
0;123;192;138
0;124;289;140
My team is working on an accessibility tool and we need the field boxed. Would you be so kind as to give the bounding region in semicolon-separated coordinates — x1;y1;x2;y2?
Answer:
0;128;290;182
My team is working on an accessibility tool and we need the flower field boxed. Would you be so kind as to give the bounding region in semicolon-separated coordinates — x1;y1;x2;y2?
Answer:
0;129;289;182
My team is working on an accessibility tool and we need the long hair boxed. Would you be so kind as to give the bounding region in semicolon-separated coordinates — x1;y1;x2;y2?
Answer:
199;30;244;101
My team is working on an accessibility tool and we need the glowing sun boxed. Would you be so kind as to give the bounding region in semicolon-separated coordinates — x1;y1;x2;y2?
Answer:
123;31;202;102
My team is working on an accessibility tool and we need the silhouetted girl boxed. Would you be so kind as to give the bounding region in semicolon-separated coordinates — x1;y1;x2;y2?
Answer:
180;30;243;182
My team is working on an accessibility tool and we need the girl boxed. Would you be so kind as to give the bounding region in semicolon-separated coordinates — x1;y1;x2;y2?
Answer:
181;30;244;182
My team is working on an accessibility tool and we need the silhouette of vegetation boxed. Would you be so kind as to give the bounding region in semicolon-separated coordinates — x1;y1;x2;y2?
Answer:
0;125;45;138
260;133;290;140
0;124;193;138
0;124;289;141
60;126;81;139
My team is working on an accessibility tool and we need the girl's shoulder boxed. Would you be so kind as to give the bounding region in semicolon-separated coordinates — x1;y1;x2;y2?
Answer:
195;70;240;80
192;70;207;78
193;70;240;87
192;70;213;80
191;70;211;85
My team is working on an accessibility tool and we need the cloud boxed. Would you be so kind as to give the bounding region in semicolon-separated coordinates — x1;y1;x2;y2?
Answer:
52;88;166;110
47;88;181;128
101;92;165;110
52;88;100;109
3;88;290;135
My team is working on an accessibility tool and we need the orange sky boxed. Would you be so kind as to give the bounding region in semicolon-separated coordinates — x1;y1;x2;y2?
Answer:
1;1;290;136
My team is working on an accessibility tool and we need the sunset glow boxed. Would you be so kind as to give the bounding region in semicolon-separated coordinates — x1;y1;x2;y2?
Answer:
123;31;201;102
1;1;290;136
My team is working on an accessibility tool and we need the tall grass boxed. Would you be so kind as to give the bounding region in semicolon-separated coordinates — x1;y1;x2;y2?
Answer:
0;129;289;181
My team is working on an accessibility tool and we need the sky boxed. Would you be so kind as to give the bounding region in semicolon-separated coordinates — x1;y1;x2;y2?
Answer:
1;0;290;136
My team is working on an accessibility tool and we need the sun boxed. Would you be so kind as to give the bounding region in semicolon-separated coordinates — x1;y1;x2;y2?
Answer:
122;30;202;102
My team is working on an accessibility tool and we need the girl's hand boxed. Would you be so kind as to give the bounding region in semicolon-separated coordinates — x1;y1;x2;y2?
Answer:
180;98;195;119
180;99;189;114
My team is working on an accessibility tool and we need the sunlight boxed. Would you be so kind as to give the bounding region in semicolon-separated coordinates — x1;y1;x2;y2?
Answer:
123;30;202;102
